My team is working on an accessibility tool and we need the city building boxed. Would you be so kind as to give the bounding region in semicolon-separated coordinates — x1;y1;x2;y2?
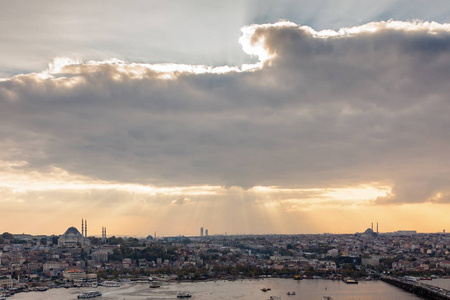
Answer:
62;269;86;282
0;275;12;289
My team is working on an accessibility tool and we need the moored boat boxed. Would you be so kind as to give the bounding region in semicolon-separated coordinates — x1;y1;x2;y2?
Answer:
77;291;102;298
177;291;192;298
343;277;358;284
99;281;120;287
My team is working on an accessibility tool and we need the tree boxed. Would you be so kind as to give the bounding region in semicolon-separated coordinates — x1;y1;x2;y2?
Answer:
2;232;14;240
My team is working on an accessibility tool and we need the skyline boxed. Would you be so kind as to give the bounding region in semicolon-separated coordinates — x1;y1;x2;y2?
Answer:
2;1;450;236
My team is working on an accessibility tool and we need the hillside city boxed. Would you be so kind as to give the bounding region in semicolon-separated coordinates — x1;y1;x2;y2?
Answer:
1;225;450;295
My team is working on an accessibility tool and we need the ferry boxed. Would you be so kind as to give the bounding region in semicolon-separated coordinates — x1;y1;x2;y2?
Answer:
77;291;102;298
177;291;192;298
99;281;121;287
287;291;296;295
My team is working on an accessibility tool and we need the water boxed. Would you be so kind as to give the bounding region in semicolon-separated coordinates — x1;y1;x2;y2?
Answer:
429;278;450;290
11;278;425;300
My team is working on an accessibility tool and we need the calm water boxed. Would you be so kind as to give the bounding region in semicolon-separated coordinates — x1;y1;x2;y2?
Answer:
429;278;450;290
11;278;426;300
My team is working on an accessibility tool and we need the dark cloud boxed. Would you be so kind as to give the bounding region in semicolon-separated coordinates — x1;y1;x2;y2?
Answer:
1;21;450;204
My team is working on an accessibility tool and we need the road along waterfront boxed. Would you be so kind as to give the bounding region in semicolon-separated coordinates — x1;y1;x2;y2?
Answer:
10;278;426;300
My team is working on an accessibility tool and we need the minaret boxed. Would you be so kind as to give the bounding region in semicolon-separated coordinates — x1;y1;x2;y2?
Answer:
82;219;84;237
371;222;373;231
85;219;87;238
377;222;379;234
102;227;107;243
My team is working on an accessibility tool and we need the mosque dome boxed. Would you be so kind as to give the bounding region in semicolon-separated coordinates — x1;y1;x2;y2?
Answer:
64;227;81;235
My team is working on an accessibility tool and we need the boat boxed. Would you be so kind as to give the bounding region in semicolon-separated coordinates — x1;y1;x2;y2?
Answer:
343;277;358;284
99;281;120;287
177;291;192;298
261;288;271;292
149;282;161;288
322;297;333;300
77;291;102;298
287;291;296;295
293;275;302;280
270;297;281;300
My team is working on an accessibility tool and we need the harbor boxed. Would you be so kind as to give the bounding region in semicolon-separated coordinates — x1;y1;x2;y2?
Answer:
5;278;431;300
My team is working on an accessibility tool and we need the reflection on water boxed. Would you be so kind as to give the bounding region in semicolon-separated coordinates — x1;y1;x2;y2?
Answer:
11;278;426;300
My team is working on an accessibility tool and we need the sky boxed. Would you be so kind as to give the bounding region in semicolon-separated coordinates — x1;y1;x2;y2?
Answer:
1;0;450;237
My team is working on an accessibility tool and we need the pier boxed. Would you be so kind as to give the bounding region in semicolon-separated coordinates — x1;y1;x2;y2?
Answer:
381;276;450;299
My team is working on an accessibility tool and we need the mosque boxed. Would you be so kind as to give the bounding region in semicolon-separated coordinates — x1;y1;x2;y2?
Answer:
58;219;91;247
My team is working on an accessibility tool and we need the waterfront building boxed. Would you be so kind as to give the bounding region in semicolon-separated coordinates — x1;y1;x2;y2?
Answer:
0;275;12;289
62;269;86;282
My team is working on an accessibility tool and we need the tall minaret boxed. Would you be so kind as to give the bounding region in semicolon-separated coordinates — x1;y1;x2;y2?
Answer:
82;219;84;237
377;222;379;234
85;219;87;238
102;227;107;243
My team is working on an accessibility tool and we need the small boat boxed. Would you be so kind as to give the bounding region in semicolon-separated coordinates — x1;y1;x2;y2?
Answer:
149;282;161;288
287;291;296;295
77;291;102;298
343;277;358;284
177;291;192;298
261;288;272;292
270;296;281;300
322;297;333;300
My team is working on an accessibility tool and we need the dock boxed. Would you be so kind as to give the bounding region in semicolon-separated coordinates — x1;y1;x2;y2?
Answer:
381;276;450;299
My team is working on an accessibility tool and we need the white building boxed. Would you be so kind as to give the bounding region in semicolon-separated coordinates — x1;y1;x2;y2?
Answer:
63;269;86;282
